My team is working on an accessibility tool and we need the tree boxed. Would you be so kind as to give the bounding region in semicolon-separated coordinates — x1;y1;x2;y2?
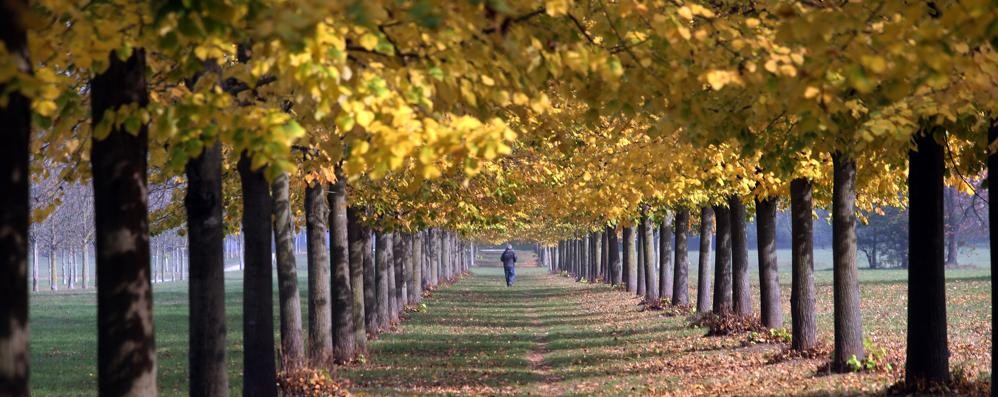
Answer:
697;207;713;314
0;1;30;393
184;142;228;395
91;49;157;395
729;197;751;317
905;128;949;384
238;151;277;397
329;177;354;362
305;182;332;364
273;172;305;367
672;209;690;306
790;178;817;351
659;213;674;302
832;153;864;371
712;205;732;314
375;232;392;331
347;206;368;354
756;197;782;329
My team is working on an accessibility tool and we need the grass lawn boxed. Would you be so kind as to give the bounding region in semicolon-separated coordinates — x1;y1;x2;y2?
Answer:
26;249;992;395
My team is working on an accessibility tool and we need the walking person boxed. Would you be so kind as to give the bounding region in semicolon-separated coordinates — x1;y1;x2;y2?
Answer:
500;244;517;287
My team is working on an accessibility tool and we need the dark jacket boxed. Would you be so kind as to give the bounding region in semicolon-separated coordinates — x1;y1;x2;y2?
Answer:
500;249;517;267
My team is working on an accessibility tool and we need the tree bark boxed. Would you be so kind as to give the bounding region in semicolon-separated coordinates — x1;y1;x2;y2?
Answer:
184;142;228;396
756;197;783;328
712;205;732;314
608;226;621;285
404;233;414;305
673;209;690;306
411;232;423;303
790;179;817;351
592;232;602;283
0;2;30;392
91;49;158;396
237;152;277;397
832;152;865;370
636;231;645;295
429;229;439;287
642;214;659;304
386;233;399;323
394;233;408;312
329;178;354;362
305;183;332;365
623;227;637;292
375;232;392;331
988;118;996;397
906;129;950;384
660;212;674;302
273;173;305;367
729;196;752;317
347;206;368;354
362;223;376;332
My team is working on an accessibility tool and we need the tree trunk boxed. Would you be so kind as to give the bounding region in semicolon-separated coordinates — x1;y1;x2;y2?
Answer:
237;151;277;397
32;243;39;293
347;206;368;354
81;245;89;289
906;129;950;384
592;232;602;283
790;179;817;351
404;233;414;305
832;152;865;370
362;224;376;332
642;214;659;304
394;233;408;312
386;233;399;323
184;142;228;395
91;49;157;396
329;178;354;362
305;183;332;365
673;209;690;306
944;187;959;266
660;212;674;302
429;229;439;287
729;196;752;317
375;232;392;331
273;173;305;367
608;226;621;285
756;197;783;329
987;118;996;397
411;232;423;303
712;205;732;314
636;231;645;295
49;249;56;291
624;226;637;293
0;3;30;392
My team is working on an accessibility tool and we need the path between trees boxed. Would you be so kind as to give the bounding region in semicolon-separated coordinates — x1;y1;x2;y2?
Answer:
339;261;910;396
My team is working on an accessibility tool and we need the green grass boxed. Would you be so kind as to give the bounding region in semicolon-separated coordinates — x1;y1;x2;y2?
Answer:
25;249;993;395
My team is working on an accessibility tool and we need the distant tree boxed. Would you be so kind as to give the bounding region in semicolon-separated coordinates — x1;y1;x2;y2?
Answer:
857;207;908;269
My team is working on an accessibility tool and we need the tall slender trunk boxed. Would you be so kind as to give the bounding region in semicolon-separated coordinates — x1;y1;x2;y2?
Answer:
659;212;674;302
642;215;659;303
362;225;376;331
48;249;56;291
673;209;689;306
305;183;332;365
403;233;414;305
0;3;30;393
329;178;354;362
636;231;645;295
411;232;423;303
756;197;783;328
987;119;996;397
185;142;228;395
791;178;817;351
386;233;399;323
832;152;865;370
608;226;621;285
237;152;277;397
944;187;959;266
347;207;368;354
712;205;732;314
91;49;157;396
375;232;392;331
429;229;439;287
729;196;752;317
906;129;950;384
393;233;408;312
273;173;305;367
624;227;637;293
592;232;602;283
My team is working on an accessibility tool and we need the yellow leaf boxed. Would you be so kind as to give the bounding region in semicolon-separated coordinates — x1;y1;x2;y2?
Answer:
358;33;379;51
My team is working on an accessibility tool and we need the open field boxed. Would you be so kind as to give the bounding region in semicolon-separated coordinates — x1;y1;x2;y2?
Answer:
26;250;991;395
